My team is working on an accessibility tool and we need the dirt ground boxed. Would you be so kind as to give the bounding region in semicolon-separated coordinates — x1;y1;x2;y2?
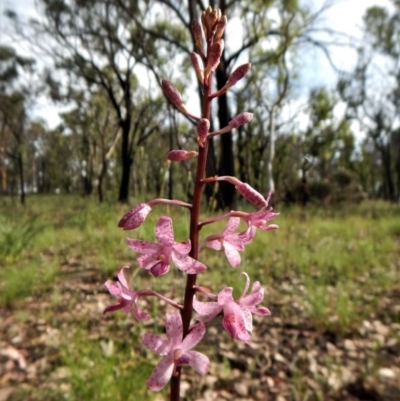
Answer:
1;260;400;401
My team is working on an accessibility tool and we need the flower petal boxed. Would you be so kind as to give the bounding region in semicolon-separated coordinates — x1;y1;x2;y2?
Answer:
181;321;206;351
206;239;222;250
223;241;241;268
165;312;183;347
217;287;234;305
117;266;130;289
146;354;175;392
186;350;210;375
155;216;175;246
126;238;161;254
222;302;250;343
104;280;122;297
222;217;240;235
142;333;170;355
193;298;222;320
241;307;253;332
171;252;207;274
173;240;191;255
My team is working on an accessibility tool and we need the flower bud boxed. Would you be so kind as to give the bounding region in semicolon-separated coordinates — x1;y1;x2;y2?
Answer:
236;183;268;208
229;112;253;129
197;118;210;147
214;15;227;42
161;80;182;107
118;203;152;230
227;63;251;88
190;52;204;84
201;6;222;40
205;40;224;77
191;19;204;54
167;150;198;161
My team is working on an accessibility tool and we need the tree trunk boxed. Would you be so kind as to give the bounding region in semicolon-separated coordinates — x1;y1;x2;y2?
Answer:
266;106;276;202
216;58;235;209
118;123;132;203
17;151;25;205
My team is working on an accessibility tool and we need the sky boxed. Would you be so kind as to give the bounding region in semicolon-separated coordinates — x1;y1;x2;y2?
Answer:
0;0;394;131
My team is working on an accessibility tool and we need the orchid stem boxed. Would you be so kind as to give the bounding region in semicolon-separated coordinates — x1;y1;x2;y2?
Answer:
169;44;213;401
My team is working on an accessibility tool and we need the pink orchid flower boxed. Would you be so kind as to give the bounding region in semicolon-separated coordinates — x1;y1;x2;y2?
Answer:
244;207;279;242
118;203;152;230
126;216;206;277
193;273;271;343
203;217;250;268
142;312;210;392
103;266;149;321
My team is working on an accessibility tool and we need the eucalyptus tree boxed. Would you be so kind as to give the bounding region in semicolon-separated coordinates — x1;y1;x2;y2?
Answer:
0;45;37;204
116;0;340;208
8;0;167;202
338;0;400;201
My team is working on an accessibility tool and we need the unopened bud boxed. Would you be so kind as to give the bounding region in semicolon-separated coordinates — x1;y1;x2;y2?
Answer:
229;112;253;129
202;6;222;40
118;203;152;230
214;15;227;42
190;52;204;84
205;40;223;77
161;80;182;107
236;183;268;208
227;63;251;88
167;150;198;161
191;19;204;54
197;118;210;147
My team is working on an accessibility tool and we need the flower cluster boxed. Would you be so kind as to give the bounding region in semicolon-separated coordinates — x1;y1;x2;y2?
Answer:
104;6;279;398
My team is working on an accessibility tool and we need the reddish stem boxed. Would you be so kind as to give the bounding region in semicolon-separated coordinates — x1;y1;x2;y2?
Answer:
169;54;213;401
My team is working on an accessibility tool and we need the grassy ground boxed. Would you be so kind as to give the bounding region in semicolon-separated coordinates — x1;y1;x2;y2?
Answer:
0;195;399;401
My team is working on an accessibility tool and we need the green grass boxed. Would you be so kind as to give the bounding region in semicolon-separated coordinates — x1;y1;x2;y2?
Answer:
1;195;399;399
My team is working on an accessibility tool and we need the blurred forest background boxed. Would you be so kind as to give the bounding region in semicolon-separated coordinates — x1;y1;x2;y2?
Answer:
1;0;399;208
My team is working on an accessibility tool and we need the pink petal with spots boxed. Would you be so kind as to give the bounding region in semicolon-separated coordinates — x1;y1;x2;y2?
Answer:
171;253;206;274
146;354;175;392
223;217;240;235
142;333;170;355
173;240;191;254
186;350;210;375
165;312;183;347
104;280;121;297
181;321;206;351
217;287;234;305
126;238;160;254
150;261;170;277
222;302;250;343
116;266;130;288
240;289;264;306
193;298;222;320
223;241;241;267
250;306;271;316
241;308;253;332
206;239;221;250
155;216;175;246
137;254;158;269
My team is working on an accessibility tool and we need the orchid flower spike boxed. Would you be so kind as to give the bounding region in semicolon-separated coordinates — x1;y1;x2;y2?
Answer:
126;216;206;277
142;312;210;391
193;272;270;343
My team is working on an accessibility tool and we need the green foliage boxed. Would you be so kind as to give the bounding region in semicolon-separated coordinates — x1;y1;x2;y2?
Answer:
58;330;155;401
0;214;41;263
